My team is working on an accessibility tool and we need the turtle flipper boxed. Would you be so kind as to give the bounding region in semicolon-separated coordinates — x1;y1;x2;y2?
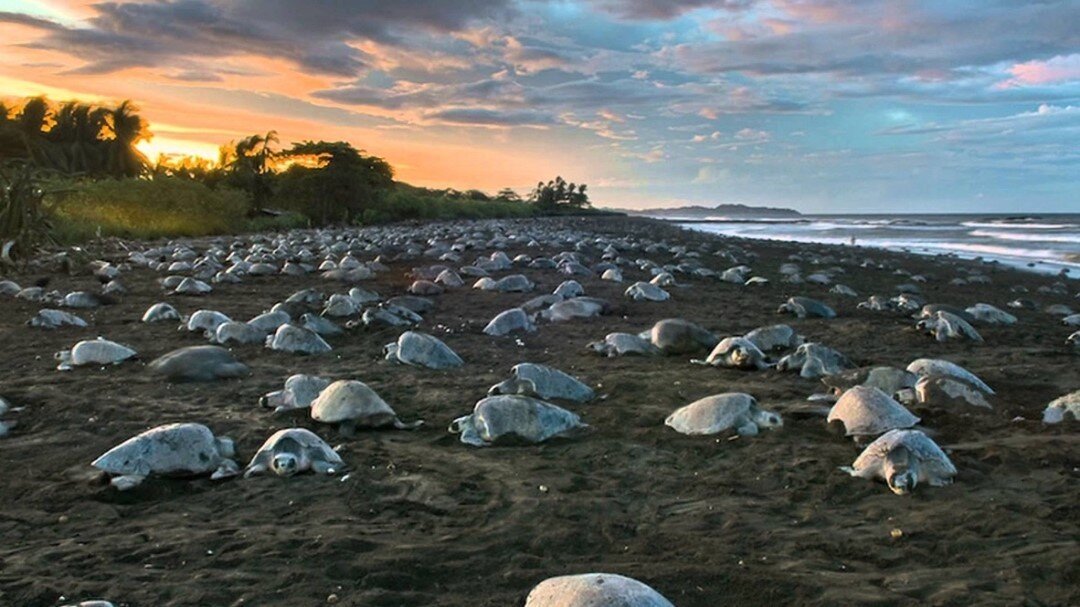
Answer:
111;474;146;491
393;417;424;430
211;459;240;480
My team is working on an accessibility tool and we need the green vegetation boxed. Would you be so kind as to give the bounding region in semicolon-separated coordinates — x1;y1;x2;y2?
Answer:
0;94;608;257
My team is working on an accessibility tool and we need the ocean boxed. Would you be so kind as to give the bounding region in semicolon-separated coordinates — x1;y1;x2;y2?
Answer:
669;214;1080;276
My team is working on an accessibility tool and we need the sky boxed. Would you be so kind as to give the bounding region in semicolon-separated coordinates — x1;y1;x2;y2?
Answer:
0;0;1078;213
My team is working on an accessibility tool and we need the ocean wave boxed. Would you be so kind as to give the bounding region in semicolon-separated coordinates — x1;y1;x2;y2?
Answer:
961;221;1074;229
970;230;1080;244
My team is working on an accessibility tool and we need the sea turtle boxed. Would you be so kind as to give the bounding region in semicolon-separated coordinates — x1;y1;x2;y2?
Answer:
300;312;343;336
408;280;444;296
56;338;137;371
524;573;674;607
360;305;416;327
665;393;782;436
0;396;13;437
62;291;105;309
385;296;434;315
643;318;719;355
492;274;535;292
310;380;422;435
261;374;331;413
147;346;250;382
1070;330;1080;352
827;386;920;438
909;374;993;409
777;342;854;378
693;337;771;370
185;310;232;334
624;282;670;302
28;309;88;329
174;277;212;295
651;272;676;286
435;269;464;288
540;297;609;322
553;280;584;298
483;308;537;336
602;268;624;282
916;311;983;343
384;331;463;369
821;366;916;398
857;295;893;312
91;422;239;490
244;428;344;477
916;304;976;324
142;302;181;323
449;395;588;447
266;324;332;354
777;296;836;319
247;310;291;334
1042;390;1080;424
841;429;956;495
906;359;994;394
965;303;1017;325
60;600;116;607
212;321;265;345
743;324;803;352
323;293;360;317
488;363;594;403
588;333;661;357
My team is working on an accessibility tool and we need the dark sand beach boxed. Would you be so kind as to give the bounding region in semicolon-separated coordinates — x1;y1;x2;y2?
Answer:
0;216;1076;607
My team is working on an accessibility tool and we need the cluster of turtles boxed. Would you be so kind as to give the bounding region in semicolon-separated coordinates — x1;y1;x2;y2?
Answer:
3;217;1078;606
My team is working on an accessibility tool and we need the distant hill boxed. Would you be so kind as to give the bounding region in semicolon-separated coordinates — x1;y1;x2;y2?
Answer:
616;203;802;218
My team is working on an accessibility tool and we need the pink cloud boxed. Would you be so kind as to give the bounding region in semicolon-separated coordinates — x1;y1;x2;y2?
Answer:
998;54;1080;88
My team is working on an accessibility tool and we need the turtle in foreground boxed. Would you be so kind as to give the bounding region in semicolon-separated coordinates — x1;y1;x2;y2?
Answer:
244;428;344;477
261;374;331;413
906;358;994;394
56;338;137;371
693;337;771;370
665;393;782;436
777;342;854;378
777;296;836;319
643;318;718;354
266;324;332;354
28;308;88;329
450;395;588;447
588;333;660;357
841;429;956;495
147;346;250;382
827;386;920;439
310;380;422;435
384;331;463;369
488;363;594;403
1042;390;1080;424
525;573;674;607
91;423;239;490
483;308;537;336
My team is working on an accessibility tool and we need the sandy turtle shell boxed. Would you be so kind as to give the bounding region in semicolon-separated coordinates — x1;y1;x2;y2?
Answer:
450;395;588;447
300;312;343;336
212;321;265;345
266;324;332;355
142;302;181;323
827;386;920;437
244;428;344;477
602;268;624;282
1042;390;1080;424
743;324;803;352
56;338;137;371
541;297;609;322
665;393;782;436
28;308;88;329
185;309;231;333
147;345;250;382
525;573;674;607
842;429;956;495
360;305;415;327
909;375;992;409
906;358;994;394
624;282;670;302
778;296;836;319
175;277;212;295
644;318;718;354
965;303;1017;325
247;310;290;334
493;274;535;292
777;342;854;378
435;269;464;288
408;280;444;296
488;363;594;403
553;280;585;298
310;380;422;434
916;311;983;343
322;293;361;317
694;337;771;370
384;331;463;369
91;422;238;490
261;374;331;413
588;333;660;357
821;366;917;397
483;308;537;336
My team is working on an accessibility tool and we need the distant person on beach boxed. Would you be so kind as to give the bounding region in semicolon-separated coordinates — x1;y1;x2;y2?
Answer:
850;236;857;246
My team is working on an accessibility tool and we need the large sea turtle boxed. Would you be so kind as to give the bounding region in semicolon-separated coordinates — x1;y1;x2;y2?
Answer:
643;318;718;355
147;346;250;382
524;573;674;607
56;338;137;371
260;374;331;413
665;393;782;436
91;423;239;490
244;428;344;477
310;380;422;435
449;395;588;446
488;363;594;403
483;308;537;336
1042;390;1080;424
777;342;854;378
842;429;956;495
266;324;332;354
693;337;771;370
384;331;463;369
827;386;920;438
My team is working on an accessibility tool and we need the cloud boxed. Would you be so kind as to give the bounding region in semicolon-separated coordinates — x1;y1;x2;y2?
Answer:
590;0;755;20
999;54;1080;88
423;107;557;127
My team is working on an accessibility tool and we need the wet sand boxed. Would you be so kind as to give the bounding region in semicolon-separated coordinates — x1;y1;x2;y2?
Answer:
0;216;1076;607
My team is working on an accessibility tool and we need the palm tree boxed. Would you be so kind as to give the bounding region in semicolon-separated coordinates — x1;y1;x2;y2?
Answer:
14;97;55;168
103;100;150;178
228;130;278;213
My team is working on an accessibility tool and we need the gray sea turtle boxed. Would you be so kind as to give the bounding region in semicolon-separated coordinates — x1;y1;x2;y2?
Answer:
821;366;916;398
588;333;660;357
916;311;983;343
624;282;670;302
62;291;104;309
665;393;782;436
360;305;416;327
322;293;360;317
142;302;181;323
1042;390;1080;424
650;272;676;286
260;374;331;413
777;342;854;378
212;321;265;345
384;331;463;369
175;277;212;295
693;337;771;370
185;309;231;334
841;429;956;495
91;422;239;490
300;313;343;336
899;375;992;410
266;324;332;354
743;324;803;352
147;346;250;382
492;274;535;292
906;359;994;394
449;395;588;447
553;280;584;298
540;297;609;322
310;380;422;435
408;280;444;296
1069;330;1080;352
483;308;537;336
965;303;1017;325
28;309;88;329
524;573;674;607
244;428;344;477
0;396;13;437
643;318;718;355
827;386;920;438
56;338;137;371
247;310;290;334
488;363;594;403
602;268;624;282
778;296;836;319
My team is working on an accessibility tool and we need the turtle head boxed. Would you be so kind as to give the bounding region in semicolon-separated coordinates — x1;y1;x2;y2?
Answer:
884;446;918;495
214;437;236;459
753;408;783;430
776;303;791;315
489;377;537;397
271;452;300;477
